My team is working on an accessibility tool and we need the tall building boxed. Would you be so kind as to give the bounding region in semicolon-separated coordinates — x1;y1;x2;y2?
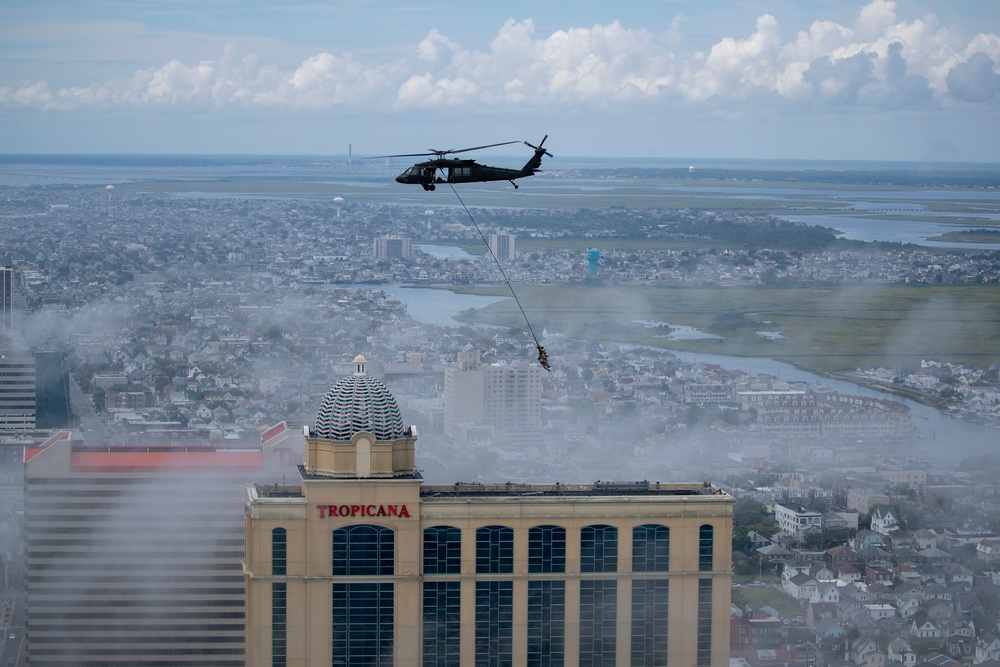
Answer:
0;351;71;431
244;355;733;666
23;423;302;666
33;351;71;429
488;233;516;262
0;266;12;337
0;353;35;430
373;236;412;259
443;347;542;447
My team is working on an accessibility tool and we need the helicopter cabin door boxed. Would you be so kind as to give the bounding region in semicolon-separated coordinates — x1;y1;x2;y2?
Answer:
448;166;472;183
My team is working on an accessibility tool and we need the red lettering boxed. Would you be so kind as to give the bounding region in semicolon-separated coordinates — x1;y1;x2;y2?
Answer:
316;503;413;518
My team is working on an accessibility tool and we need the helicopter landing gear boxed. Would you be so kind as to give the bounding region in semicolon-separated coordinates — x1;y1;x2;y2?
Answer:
510;180;519;189
422;183;436;191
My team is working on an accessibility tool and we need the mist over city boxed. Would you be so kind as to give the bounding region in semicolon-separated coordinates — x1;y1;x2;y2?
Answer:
2;0;1000;665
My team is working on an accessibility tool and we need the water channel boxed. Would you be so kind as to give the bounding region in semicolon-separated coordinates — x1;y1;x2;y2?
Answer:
376;276;997;462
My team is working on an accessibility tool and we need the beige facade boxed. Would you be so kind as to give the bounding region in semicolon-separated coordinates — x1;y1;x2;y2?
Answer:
246;477;733;667
245;358;733;665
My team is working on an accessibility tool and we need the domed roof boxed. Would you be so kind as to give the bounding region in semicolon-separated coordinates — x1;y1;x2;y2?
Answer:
314;356;406;441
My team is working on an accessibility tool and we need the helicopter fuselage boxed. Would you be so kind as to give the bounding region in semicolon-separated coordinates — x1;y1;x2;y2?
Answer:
392;137;549;191
396;158;530;191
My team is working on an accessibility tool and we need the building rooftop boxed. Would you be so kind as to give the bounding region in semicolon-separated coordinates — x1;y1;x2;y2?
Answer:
251;479;728;500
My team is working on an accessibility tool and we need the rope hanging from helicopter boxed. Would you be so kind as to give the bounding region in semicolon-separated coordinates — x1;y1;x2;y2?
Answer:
447;183;550;372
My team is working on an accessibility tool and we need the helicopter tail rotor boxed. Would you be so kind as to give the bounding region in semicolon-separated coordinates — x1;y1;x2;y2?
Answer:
524;135;552;158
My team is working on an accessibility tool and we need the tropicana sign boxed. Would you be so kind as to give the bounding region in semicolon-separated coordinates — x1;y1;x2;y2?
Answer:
317;504;412;519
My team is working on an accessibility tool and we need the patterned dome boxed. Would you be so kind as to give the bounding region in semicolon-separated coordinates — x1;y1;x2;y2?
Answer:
314;356;406;441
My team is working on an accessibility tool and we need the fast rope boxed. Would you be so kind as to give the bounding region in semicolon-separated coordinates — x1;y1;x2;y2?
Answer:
448;183;550;371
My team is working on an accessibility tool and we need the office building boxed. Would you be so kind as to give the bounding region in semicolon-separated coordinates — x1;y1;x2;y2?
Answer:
0;266;12;337
32;351;71;429
0;351;71;431
23;423;302;666
443;347;541;447
244;355;733;666
488;233;516;262
373;237;412;260
0;354;35;430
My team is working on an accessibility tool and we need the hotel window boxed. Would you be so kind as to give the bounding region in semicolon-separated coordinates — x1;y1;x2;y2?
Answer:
632;524;669;572
272;582;286;667
476;580;513;667
631;579;667;667
423;581;461;666
579;579;617;666
699;524;714;572
631;525;669;665
331;526;395;664
528;525;566;573
424;526;462;575
333;582;394;665
528;526;566;666
697;578;713;667
581;525;618;573
476;526;514;574
272;527;286;576
528;580;565;667
333;525;394;576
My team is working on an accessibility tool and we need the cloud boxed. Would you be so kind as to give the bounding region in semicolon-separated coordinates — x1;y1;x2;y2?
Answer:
946;52;1000;103
1;1;997;115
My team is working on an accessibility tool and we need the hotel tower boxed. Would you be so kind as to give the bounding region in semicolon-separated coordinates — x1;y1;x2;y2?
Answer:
244;356;733;666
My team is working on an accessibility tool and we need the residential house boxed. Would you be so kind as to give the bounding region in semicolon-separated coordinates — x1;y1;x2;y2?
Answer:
888;637;918;667
787;572;819;604
775;503;823;537
977;539;1000;565
911;619;942;642
926;601;954;624
913;529;941;551
867;560;895;585
815;617;848;642
873;507;901;536
851;635;888;667
975;634;1000;665
865;603;897;621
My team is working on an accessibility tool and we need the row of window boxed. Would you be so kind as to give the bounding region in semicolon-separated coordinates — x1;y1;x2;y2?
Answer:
324;578;696;667
272;524;716;665
270;524;715;576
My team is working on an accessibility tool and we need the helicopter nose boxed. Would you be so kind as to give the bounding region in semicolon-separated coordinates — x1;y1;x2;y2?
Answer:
395;174;405;183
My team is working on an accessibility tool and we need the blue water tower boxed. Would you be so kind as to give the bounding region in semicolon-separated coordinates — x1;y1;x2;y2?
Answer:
587;248;600;276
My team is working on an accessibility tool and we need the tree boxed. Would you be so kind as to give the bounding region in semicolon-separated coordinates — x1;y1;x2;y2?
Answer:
732;497;778;554
803;529;855;550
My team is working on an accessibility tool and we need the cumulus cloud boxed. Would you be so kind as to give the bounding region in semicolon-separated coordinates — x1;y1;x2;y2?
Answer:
946;52;1000;102
1;0;997;115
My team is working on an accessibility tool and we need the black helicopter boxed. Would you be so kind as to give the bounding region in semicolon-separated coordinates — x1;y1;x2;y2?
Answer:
372;136;551;191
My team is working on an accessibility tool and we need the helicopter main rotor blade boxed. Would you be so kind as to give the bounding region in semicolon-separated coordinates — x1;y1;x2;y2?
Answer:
437;141;521;156
363;152;438;160
364;140;521;160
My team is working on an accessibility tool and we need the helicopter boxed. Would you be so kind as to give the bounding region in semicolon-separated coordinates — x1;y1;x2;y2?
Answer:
372;136;551;191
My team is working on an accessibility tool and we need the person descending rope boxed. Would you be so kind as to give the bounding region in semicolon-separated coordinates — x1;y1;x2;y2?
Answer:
536;344;550;372
449;183;552;372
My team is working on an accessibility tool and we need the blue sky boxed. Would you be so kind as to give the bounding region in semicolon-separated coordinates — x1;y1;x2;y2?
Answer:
2;0;999;161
